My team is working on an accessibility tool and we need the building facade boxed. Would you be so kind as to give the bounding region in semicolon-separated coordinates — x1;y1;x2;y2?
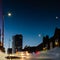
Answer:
7;48;12;54
12;34;23;53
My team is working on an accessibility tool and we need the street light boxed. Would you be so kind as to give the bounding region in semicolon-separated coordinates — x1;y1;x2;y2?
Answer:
38;34;43;42
56;16;58;19
7;12;12;48
55;41;59;46
8;12;12;17
38;34;41;37
3;12;12;53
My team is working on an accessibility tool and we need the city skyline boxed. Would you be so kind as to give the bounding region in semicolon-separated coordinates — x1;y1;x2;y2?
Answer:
2;0;60;49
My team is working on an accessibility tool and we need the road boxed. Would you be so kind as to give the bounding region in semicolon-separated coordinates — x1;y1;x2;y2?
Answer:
0;51;59;60
5;52;53;60
0;47;60;60
6;56;53;60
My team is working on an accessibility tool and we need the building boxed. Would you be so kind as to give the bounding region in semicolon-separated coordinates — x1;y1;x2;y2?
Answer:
7;48;12;54
24;46;37;53
49;28;60;48
0;0;5;52
12;34;23;53
36;43;43;51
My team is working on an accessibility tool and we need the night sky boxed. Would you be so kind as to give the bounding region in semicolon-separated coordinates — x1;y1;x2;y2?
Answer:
2;0;60;49
0;0;2;32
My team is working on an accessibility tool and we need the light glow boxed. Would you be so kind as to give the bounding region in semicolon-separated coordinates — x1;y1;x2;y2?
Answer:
56;16;58;19
55;41;59;46
8;13;12;16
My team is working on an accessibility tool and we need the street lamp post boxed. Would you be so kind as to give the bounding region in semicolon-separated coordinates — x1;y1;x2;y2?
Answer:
7;12;12;60
3;12;12;51
7;12;12;49
0;12;12;52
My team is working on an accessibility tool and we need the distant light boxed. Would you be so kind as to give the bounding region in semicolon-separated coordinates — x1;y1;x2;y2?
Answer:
26;51;30;56
43;47;46;50
38;34;41;37
55;41;59;46
8;13;12;16
56;16;58;19
35;51;40;55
